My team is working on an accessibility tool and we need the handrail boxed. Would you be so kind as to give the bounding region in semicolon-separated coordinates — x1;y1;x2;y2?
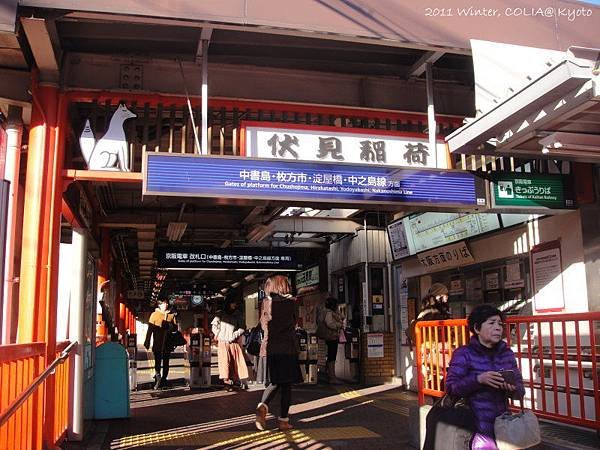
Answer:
0;341;77;427
0;342;46;362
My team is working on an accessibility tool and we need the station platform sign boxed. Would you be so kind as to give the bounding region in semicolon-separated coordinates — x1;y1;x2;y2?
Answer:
143;153;487;210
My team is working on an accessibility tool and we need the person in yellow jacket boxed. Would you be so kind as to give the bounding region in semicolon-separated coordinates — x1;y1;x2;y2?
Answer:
144;299;177;389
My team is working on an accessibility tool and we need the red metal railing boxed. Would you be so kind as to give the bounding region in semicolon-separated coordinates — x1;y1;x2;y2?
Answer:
415;312;600;431
53;341;74;445
0;341;75;450
0;343;45;450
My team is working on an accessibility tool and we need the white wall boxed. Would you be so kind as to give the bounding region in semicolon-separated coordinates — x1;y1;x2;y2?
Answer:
56;243;73;341
329;229;391;273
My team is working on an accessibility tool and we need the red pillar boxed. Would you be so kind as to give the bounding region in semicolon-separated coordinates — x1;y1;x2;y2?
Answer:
119;301;126;339
16;80;67;446
17;82;58;343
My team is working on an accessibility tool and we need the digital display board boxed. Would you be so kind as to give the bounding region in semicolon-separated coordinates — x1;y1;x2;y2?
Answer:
144;153;486;209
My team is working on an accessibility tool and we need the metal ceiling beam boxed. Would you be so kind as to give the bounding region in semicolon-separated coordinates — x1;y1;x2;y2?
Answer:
61;12;472;55
270;217;360;235
20;17;59;82
407;51;445;78
98;223;157;230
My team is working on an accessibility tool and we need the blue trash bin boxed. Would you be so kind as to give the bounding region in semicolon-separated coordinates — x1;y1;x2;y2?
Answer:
94;342;130;419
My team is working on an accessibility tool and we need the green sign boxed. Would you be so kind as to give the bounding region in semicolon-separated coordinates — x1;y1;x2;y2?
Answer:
491;174;573;210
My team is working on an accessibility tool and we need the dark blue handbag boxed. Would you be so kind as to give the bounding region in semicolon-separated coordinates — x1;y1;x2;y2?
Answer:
245;325;263;356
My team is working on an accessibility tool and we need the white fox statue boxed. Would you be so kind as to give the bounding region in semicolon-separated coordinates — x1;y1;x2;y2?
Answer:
79;103;137;171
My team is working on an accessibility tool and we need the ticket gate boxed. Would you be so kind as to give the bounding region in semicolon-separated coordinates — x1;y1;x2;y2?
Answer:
297;329;309;382
344;328;360;381
126;333;137;391
306;334;318;384
188;333;212;388
296;329;317;384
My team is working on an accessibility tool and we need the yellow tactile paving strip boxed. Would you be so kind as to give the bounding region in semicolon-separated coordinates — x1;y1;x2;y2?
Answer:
334;387;410;417
110;426;378;449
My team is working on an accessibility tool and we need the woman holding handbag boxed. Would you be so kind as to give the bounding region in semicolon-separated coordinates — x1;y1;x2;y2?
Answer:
445;305;527;450
254;275;303;431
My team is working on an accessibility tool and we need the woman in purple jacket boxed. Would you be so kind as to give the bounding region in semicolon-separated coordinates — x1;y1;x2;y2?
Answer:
445;305;525;450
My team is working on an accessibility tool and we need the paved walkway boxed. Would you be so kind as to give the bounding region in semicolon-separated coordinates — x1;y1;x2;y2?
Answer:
64;382;599;450
67;383;414;450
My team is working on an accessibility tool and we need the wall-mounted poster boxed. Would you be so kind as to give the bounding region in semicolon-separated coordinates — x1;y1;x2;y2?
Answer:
485;272;500;291
531;240;565;312
367;333;384;358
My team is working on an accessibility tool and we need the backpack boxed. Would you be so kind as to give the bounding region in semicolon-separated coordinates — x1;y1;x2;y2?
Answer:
245;325;263;356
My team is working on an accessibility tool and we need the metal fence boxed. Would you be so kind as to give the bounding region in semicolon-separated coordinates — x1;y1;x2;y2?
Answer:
415;312;600;431
0;341;75;449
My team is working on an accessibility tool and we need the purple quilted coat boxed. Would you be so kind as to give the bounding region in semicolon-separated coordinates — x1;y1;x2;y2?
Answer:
445;335;525;441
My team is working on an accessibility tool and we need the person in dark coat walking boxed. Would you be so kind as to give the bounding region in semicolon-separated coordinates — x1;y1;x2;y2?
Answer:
144;299;177;389
255;275;303;431
445;304;525;450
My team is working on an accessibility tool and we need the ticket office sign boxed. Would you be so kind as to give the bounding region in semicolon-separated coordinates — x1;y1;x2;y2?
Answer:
491;173;574;210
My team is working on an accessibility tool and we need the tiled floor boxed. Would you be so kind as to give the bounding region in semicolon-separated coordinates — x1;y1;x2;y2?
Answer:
64;380;599;450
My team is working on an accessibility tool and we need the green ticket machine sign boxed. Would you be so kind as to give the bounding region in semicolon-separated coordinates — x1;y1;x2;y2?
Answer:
491;173;574;211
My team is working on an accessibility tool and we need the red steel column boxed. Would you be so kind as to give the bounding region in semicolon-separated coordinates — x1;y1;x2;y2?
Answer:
16;80;67;447
17;82;58;343
43;92;68;445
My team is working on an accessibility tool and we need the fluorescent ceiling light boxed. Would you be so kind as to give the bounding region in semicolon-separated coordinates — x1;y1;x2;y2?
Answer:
166;222;187;241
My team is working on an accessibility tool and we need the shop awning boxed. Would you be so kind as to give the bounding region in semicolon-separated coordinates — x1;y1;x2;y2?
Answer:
446;46;600;162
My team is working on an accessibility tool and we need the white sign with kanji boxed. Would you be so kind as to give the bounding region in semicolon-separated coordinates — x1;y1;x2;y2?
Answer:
245;124;448;169
417;241;474;271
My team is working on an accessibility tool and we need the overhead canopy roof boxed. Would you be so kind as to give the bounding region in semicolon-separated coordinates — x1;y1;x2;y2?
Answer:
446;44;600;161
19;0;600;53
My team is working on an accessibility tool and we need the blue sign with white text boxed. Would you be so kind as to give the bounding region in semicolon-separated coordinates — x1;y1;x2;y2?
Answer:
144;154;486;208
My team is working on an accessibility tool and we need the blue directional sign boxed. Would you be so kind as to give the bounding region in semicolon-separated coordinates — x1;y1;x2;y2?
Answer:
143;153;486;208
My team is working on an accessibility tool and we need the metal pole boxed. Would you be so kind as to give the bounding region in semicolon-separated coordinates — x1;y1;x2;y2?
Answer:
1;106;22;344
0;181;9;341
201;39;209;155
426;62;437;164
363;217;369;333
69;228;87;440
